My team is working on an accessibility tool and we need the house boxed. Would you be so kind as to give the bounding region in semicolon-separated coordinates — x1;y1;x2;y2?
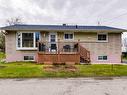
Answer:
1;24;126;64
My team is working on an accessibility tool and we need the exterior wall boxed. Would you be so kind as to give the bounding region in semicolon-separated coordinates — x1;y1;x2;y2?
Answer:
57;32;122;63
5;31;37;62
80;33;122;63
5;31;122;63
74;32;97;41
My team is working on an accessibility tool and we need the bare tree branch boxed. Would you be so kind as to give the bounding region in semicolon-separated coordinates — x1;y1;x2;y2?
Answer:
6;17;23;25
0;17;24;52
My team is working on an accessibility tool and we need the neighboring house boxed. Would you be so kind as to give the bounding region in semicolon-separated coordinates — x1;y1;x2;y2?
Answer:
1;24;126;64
122;45;127;58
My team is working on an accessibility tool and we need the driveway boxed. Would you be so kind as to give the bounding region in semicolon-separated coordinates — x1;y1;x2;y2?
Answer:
0;78;127;95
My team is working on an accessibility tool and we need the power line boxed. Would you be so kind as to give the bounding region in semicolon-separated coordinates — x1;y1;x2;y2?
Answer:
102;12;127;24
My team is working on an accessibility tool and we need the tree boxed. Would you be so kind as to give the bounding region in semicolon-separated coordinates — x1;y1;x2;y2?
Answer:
6;17;23;25
0;17;23;52
0;31;5;52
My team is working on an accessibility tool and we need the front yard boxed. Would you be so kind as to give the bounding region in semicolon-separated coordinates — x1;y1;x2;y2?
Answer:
0;62;127;78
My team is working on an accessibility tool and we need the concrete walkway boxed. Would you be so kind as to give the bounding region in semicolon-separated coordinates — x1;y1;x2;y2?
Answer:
0;78;127;95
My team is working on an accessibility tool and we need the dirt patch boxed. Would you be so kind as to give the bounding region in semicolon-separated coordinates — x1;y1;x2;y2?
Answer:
43;65;78;72
0;66;6;69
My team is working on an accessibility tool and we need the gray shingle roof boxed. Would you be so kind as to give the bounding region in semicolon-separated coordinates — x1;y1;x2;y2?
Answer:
1;24;126;32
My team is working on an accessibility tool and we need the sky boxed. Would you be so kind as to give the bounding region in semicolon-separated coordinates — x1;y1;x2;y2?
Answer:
0;0;127;37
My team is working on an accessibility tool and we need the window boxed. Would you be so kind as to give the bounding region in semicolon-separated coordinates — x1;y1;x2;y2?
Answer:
97;34;108;41
17;32;21;47
98;56;107;60
16;32;40;49
22;33;34;47
50;35;56;42
64;33;73;40
24;56;34;61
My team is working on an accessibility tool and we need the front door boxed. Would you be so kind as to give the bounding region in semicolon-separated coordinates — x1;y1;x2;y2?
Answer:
49;32;57;52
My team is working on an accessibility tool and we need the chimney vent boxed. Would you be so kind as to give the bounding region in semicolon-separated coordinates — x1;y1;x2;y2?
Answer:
76;25;78;29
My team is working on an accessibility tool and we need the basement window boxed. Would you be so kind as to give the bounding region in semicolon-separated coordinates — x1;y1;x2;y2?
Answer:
98;56;107;61
24;56;35;61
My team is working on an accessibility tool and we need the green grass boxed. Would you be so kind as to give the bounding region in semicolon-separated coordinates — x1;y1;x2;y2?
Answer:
0;52;5;60
0;62;127;78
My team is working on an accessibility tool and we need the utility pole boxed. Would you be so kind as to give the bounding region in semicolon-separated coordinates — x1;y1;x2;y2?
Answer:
98;21;101;26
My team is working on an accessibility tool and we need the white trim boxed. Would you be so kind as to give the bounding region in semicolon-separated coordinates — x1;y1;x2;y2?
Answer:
64;32;74;40
16;32;18;50
17;48;38;50
21;32;22;47
97;33;108;42
16;32;21;50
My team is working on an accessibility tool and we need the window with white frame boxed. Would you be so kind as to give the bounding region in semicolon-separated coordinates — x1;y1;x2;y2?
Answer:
17;32;40;49
24;56;34;61
98;55;107;60
64;33;73;40
97;33;108;41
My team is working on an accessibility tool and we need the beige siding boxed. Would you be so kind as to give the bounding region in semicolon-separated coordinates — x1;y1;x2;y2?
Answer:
55;32;121;63
74;32;97;41
5;31;37;62
80;33;122;63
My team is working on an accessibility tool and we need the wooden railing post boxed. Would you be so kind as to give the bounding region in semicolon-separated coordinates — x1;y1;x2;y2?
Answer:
78;39;80;53
58;39;60;63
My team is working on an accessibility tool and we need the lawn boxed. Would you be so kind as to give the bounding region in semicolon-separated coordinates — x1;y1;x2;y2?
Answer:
0;62;127;78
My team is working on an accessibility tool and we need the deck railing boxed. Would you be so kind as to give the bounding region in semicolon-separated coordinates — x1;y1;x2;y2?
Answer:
37;41;79;54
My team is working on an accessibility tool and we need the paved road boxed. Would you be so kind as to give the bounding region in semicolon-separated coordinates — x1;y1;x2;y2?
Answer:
0;78;127;95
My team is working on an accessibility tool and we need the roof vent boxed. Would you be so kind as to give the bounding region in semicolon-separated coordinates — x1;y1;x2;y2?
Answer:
63;24;67;26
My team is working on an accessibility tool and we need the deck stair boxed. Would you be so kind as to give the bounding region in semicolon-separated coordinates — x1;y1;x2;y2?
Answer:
78;44;91;63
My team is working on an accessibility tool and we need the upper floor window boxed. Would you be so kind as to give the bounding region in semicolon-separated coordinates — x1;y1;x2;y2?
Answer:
22;33;34;47
64;33;74;40
17;32;40;50
97;33;108;42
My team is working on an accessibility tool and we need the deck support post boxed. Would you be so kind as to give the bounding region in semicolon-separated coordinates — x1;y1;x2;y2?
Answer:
78;39;80;53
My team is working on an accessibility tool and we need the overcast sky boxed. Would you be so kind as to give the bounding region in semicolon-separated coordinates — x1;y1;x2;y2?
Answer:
0;0;127;37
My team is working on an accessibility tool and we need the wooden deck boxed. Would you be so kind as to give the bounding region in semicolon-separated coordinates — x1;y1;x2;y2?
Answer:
37;53;80;64
36;41;90;64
